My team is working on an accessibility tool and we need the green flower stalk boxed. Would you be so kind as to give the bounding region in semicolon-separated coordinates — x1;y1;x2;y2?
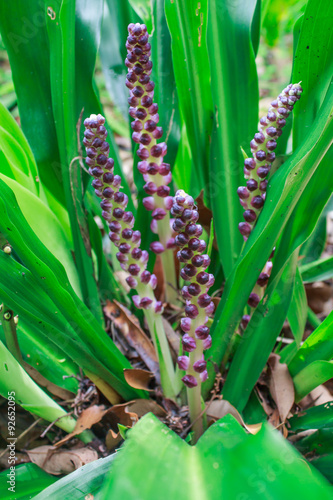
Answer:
237;83;303;328
83;114;177;400
171;190;215;440
125;23;178;303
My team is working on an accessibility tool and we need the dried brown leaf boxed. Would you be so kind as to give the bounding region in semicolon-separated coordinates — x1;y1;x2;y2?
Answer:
27;445;98;475
104;301;159;378
56;405;108;446
268;353;295;423
206;399;262;434
124;368;155;391
23;362;75;401
162;317;180;358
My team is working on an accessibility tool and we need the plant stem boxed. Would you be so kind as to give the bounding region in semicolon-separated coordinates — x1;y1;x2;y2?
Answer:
157;212;178;303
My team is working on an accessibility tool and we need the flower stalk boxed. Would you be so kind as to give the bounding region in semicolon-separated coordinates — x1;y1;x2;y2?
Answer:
125;23;178;304
172;190;215;441
83;114;176;400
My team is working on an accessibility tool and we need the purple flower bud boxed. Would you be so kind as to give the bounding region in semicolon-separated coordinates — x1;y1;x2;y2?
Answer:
185;304;199;319
140;297;153;309
182;334;197;352
251;196;264;209
188;283;201;296
152;208;166;220
196;272;209;285
181;286;192;300
237;186;250;200
128;264;140;276
195;325;209;340
257;272;270;287
239;222;252;236
144;181;157;195
150;241;164;254
126;276;138;288
198;293;211;308
140;270;151;283
254;132;265;144
243;209;257;223
181;317;192;332
149;274;158;289
193;359;207;373
132;295;141;308
203;335;212;350
205;302;215;315
182;375;198;388
142;197;155;211
200;370;208;382
241;315;250;330
177;355;190;370
155;301;164;314
248;292;260;308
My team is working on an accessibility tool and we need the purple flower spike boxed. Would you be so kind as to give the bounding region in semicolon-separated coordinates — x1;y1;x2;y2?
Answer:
237;83;302;241
84;113;163;314
126;23;174;259
172;189;214;389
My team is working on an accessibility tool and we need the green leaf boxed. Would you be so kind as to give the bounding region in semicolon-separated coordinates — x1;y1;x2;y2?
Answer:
165;0;214;194
222;251;297;411
0;338;76;431
310;454;333;484
287;266;307;346
0;101;39;195
128;0;152;32
292;0;333;150
100;0;139;120
0;175;81;297
32;455;115;500
288;309;333;376
207;0;259;275
0;464;57;500
300;255;333;283
293;360;333;402
288;402;333;432
0;179;142;400
103;412;333;498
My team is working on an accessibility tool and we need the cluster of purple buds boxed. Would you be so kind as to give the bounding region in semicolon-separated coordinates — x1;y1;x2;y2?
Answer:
238;83;303;240
238;83;302;329
83;114;163;313
125;23;174;254
171;190;215;388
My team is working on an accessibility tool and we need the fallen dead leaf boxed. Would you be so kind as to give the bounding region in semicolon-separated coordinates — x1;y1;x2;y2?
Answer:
105;429;123;451
206;399;262;434
27;446;98;475
56;405;108;447
23;362;75;401
124;368;155;391
104;300;159;379
299;384;333;408
268;353;295;423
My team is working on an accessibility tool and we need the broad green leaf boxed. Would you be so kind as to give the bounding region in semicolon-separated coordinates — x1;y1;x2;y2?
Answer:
300;255;333;283
128;0;152;32
293;360;333;402
0;101;39;194
0;174;81;297
203;71;333;397
0;338;76;432
288;402;333;432
100;0;139;120
13;320;79;393
0;1;65;205
0;253;131;398
207;0;259;275
222;251;297;411
287;266;307;346
0;464;57;500
32;455;115;500
0;179;142;400
310;454;333;484
165;0;214;193
293;0;333;150
103;412;333;499
288;309;333;376
295;427;333;457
